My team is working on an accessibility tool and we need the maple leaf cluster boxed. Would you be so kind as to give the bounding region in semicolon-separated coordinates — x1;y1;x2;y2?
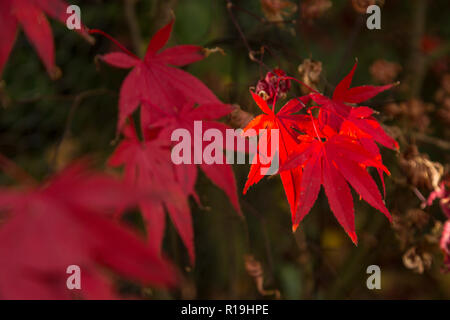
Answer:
243;62;399;244
100;20;241;264
0;0;402;299
0;6;242;297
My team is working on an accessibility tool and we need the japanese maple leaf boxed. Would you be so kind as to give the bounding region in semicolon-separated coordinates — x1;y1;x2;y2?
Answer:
146;100;241;215
310;61;398;150
242;92;311;220
0;162;176;299
0;0;93;78
282;131;392;244
99;20;220;131
108;122;195;263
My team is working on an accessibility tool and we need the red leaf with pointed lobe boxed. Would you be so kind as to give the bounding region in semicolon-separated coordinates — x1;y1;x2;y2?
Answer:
109;122;195;263
0;162;176;299
311;62;398;149
146;101;242;215
0;0;93;78
333;61;395;104
243;91;307;221
100;20;219;131
281;131;391;244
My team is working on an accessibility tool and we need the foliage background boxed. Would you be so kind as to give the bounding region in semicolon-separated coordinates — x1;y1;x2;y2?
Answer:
0;0;449;299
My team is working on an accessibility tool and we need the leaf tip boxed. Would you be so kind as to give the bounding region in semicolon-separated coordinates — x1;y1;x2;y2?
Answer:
349;231;358;246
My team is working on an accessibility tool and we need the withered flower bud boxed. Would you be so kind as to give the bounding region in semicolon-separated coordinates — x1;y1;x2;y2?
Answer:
297;59;323;94
398;145;444;190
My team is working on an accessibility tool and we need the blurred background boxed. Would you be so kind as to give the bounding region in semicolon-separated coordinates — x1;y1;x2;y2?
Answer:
0;0;449;299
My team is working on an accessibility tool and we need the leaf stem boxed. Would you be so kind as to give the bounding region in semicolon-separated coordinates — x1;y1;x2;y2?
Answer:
88;29;141;60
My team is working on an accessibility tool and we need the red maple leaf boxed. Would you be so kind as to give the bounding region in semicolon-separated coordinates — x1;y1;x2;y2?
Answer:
108;122;195;263
310;62;398;150
242;91;310;221
305;63;398;200
146;101;242;215
242;64;397;243
98;20;220;131
0;162;176;299
281;128;392;244
0;0;93;78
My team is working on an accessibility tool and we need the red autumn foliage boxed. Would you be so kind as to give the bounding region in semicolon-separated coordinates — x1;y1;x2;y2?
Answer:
0;162;176;299
243;62;398;244
98;20;220;131
0;0;92;78
100;21;242;263
0;5;408;298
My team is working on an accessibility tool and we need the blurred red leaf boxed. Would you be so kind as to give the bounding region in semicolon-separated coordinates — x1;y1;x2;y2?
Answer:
0;162;176;299
0;0;92;78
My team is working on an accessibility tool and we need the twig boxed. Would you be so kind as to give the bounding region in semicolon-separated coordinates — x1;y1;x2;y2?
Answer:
412;132;450;150
407;0;428;98
51;89;111;170
226;0;270;69
242;200;275;279
332;15;364;91
124;0;143;57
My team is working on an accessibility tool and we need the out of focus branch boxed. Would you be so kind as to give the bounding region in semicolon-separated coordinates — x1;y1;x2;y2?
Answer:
407;0;428;98
124;0;143;57
51;89;112;170
153;0;177;30
230;2;296;25
426;41;450;66
226;0;270;69
413;132;450;151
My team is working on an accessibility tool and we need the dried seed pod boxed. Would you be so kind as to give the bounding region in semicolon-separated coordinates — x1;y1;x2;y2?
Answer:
301;0;332;22
406;209;429;229
385;99;433;132
351;0;384;14
244;255;280;299
402;246;432;274
370;59;402;85
254;68;291;105
297;59;323;94
261;0;297;23
398;145;444;190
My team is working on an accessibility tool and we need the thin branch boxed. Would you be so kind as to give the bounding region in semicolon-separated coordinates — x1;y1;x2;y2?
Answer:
413;132;450;150
51;89;111;170
226;0;270;69
407;0;428;98
332;15;364;90
242;200;275;280
124;0;143;57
